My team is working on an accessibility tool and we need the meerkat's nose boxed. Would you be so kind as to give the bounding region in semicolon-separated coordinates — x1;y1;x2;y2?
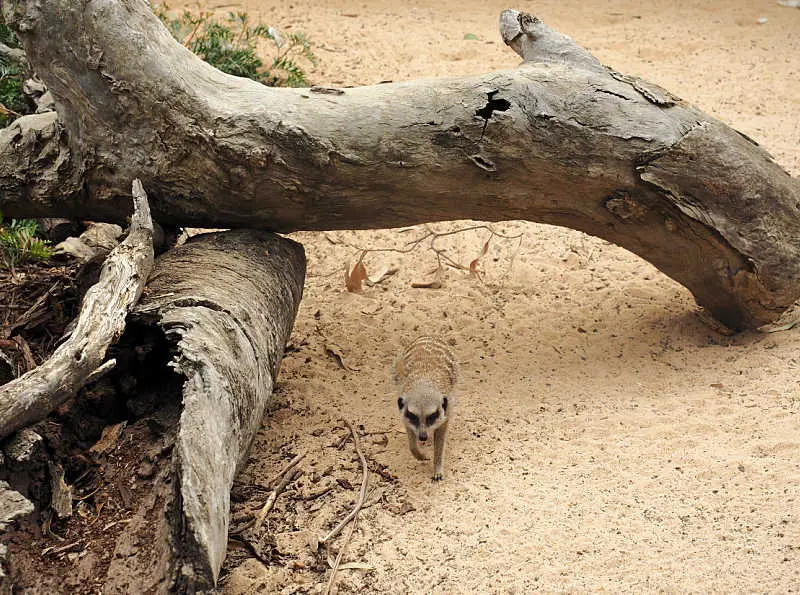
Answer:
418;431;428;442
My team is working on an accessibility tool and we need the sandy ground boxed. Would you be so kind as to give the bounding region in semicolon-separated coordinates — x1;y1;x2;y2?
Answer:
173;0;800;592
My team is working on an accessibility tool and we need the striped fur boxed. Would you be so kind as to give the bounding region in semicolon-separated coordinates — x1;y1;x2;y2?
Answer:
393;335;457;395
393;335;457;480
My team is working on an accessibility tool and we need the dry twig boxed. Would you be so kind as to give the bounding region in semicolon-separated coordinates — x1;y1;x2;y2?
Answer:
324;419;370;595
265;450;307;489
324;224;524;285
237;451;307;534
253;467;304;532
1;281;60;339
12;335;36;371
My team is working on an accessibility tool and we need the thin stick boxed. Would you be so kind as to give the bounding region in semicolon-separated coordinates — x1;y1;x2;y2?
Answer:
85;358;117;384
324;419;369;595
326;513;357;595
1;281;60;339
12;335;36;371
266;450;307;488
253;468;303;532
231;452;307;532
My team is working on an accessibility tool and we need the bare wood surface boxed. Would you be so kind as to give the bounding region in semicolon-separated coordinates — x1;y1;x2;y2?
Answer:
0;180;154;438
1;2;799;329
128;230;306;590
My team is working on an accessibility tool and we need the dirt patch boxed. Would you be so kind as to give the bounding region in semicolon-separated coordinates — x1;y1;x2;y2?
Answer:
200;0;796;592
2;0;799;592
1;325;183;593
0;260;83;379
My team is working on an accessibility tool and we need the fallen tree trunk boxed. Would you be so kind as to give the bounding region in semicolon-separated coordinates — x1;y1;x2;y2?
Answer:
104;230;305;591
0;180;153;438
2;1;799;329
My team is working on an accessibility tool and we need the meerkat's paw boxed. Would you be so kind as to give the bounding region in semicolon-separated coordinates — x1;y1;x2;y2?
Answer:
431;471;444;481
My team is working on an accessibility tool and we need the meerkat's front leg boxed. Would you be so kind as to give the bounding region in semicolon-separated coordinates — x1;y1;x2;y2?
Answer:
407;428;428;461
432;420;448;481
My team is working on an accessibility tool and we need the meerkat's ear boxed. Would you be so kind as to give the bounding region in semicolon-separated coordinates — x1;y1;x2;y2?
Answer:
442;397;448;411
393;358;405;385
397;397;404;410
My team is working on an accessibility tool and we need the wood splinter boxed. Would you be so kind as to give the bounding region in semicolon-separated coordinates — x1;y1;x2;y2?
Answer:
0;180;154;439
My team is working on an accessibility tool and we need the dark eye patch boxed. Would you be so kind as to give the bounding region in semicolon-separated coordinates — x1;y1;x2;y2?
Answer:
442;397;448;411
397;397;404;410
426;411;439;426
405;411;420;426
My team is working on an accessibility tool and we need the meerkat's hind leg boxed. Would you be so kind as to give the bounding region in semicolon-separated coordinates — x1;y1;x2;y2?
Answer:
407;428;428;461
432;420;448;481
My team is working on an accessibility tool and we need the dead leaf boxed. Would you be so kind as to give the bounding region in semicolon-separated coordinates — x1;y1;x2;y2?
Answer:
336;478;355;490
759;320;799;333
469;239;490;278
411;279;442;289
333;560;374;571
345;258;368;293
360;301;383;316
90;421;127;456
325;343;360;371
386;500;416;516
327;555;373;570
307;533;320;552
48;463;73;519
412;266;445;289
366;266;399;286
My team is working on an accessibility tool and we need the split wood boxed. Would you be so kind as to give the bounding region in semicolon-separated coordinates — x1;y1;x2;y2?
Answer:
324;419;369;595
0;179;154;438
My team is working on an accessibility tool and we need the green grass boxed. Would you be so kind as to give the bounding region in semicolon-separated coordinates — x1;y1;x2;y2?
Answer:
0;215;53;274
0;17;27;128
154;7;317;87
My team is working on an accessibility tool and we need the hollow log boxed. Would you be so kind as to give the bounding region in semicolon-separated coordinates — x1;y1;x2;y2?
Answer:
1;1;799;329
105;230;305;591
0;180;153;439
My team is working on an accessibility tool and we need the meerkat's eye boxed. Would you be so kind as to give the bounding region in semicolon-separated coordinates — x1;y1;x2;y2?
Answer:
426;411;439;426
405;411;420;426
442;397;448;412
397;397;404;410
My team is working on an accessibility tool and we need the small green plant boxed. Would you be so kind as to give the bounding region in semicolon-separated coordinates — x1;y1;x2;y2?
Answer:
0;16;27;127
154;6;317;87
0;215;53;274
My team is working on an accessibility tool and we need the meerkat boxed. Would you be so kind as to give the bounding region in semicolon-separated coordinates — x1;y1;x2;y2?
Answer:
393;335;457;481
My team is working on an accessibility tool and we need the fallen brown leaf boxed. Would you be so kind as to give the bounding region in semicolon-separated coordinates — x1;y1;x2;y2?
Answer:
345;259;368;293
90;421;127;456
469;239;490;278
325;343;360;371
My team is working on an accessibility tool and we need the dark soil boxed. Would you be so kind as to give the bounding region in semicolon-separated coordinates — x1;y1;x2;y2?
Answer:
1;295;184;593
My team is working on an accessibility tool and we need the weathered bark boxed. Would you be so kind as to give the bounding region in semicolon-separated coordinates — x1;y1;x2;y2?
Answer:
110;230;306;590
0;42;26;69
0;111;79;207
1;1;799;329
0;180;153;438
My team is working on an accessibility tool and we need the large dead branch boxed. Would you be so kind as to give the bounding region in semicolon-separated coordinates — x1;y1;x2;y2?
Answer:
106;230;305;591
1;1;799;329
0;180;153;438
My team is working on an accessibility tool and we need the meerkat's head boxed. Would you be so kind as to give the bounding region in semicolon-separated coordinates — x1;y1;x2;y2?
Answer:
397;380;448;442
